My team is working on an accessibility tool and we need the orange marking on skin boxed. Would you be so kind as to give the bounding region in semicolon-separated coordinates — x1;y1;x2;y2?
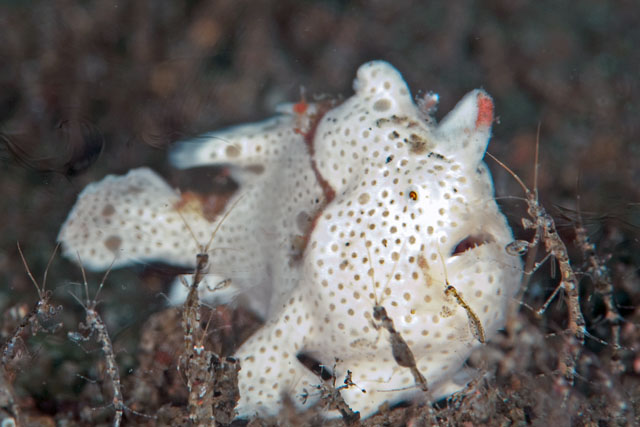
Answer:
173;191;232;222
174;191;203;212
475;93;494;129
293;101;308;115
290;99;341;260
302;102;337;204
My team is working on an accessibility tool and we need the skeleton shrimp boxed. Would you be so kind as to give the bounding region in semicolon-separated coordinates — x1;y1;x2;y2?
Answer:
68;260;127;427
487;134;586;388
175;194;244;424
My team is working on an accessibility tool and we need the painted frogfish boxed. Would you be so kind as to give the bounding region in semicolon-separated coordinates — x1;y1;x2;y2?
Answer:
58;61;522;419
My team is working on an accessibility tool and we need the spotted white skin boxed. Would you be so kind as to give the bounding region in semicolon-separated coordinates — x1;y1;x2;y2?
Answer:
58;61;521;419
58;111;323;318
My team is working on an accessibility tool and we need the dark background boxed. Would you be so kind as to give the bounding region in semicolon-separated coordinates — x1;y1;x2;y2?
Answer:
1;0;639;425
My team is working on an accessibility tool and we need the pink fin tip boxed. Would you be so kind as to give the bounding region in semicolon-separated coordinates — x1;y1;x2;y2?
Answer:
475;92;494;129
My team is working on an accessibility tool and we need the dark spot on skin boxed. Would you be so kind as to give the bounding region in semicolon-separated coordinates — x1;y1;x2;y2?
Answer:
427;152;446;160
408;133;430;154
225;144;241;158
125;185;143;195
104;235;122;252
296;211;312;234
290;235;306;260
102;204;115;216
373;99;391;112
246;164;265;175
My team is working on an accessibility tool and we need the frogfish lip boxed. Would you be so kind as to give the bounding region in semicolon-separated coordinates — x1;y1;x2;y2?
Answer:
451;233;496;256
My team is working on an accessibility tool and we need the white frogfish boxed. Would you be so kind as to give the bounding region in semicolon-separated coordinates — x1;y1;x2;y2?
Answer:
58;61;521;419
